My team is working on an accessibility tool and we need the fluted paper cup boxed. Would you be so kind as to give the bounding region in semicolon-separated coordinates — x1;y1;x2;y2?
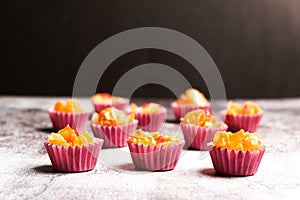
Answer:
93;99;129;113
221;110;264;132
127;141;185;171
48;109;89;131
90;120;138;148
171;101;211;120
209;146;265;176
180;123;228;150
133;107;167;132
44;138;103;172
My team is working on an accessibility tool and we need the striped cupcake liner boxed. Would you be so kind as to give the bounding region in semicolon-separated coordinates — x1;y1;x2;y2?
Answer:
221;111;264;132
171;101;211;120
134;107;167;132
209;146;265;176
93;99;129;113
127;141;185;171
48;109;89;131
44;138;103;172
90;120;138;148
180;123;228;150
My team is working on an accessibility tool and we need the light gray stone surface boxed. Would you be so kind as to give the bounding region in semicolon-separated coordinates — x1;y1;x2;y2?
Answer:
1;97;300;200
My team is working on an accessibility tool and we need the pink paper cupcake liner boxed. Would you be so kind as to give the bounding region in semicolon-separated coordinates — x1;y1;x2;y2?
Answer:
221;111;264;132
180;123;228;150
90;120;138;148
127;141;185;171
44;138;104;172
134;107;167;132
93;99;129;113
171;101;211;120
209;146;265;176
48;109;90;131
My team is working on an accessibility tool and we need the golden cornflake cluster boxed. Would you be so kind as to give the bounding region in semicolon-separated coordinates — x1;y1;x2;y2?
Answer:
92;107;135;126
176;88;208;106
213;129;263;152
54;99;83;113
181;109;222;128
226;101;261;115
47;125;93;146
128;130;180;146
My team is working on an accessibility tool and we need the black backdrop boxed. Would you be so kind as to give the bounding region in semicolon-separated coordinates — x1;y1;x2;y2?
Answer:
1;0;300;98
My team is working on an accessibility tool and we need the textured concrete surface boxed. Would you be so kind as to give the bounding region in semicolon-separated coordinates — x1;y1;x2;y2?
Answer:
1;97;300;200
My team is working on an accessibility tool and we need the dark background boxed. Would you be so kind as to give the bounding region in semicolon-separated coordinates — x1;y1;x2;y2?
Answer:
1;0;300;99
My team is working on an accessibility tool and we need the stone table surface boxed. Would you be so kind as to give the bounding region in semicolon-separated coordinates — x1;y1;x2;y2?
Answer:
1;96;300;200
